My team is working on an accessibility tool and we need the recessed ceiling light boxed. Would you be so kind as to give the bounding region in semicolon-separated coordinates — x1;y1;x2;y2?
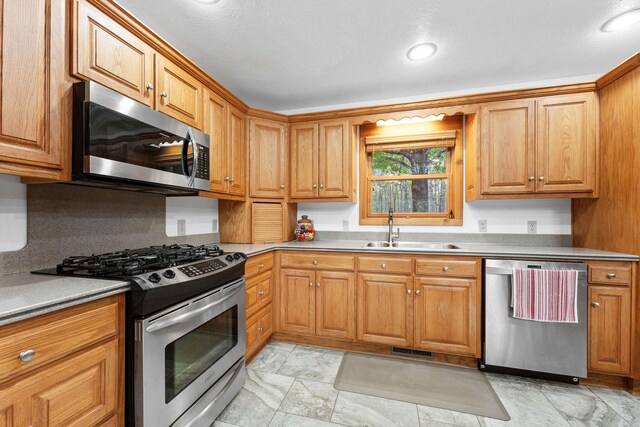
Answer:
601;9;640;32
407;43;437;61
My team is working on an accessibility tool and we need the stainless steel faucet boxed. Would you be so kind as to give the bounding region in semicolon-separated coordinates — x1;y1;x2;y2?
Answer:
388;208;400;244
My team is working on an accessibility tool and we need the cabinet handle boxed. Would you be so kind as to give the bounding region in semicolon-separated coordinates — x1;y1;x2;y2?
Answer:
258;290;264;296
308;282;314;287
146;83;154;91
258;264;265;269
320;184;324;189
313;184;317;189
381;263;386;269
592;302;600;308
529;176;535;181
415;290;421;295
280;184;285;189
406;289;412;295
258;327;263;333
19;349;36;362
538;176;545;181
312;260;318;265
160;91;168;98
607;273;617;279
443;266;449;272
229;178;235;183
316;283;321;288
224;177;230;181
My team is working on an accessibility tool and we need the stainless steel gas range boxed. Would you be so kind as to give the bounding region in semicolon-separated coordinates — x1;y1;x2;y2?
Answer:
34;244;247;426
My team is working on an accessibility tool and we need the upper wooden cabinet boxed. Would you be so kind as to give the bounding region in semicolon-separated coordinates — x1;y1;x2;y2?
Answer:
204;90;246;197
290;119;353;201
74;0;204;130
469;92;598;199
74;0;154;107
249;118;287;198
0;0;70;180
156;56;203;129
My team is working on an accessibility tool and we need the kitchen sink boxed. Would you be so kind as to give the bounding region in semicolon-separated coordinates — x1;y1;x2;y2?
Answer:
365;241;464;250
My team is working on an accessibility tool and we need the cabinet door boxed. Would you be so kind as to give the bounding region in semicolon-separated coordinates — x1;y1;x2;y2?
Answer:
249;118;286;198
0;0;67;176
0;340;118;427
290;122;318;198
316;271;356;340
246;311;260;358
414;277;480;356
279;269;315;335
204;90;228;193
536;93;596;193
357;274;412;346
75;0;155;106
228;105;246;196
480;100;536;194
156;56;203;129
319;120;351;198
259;306;273;344
588;286;631;375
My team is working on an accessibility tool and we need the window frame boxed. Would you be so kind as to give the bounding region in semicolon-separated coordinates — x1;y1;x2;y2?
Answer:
358;117;464;226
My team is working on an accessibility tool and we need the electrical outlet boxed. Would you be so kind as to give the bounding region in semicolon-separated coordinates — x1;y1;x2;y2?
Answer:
177;219;186;236
342;220;349;231
212;219;218;233
527;220;537;234
478;220;487;233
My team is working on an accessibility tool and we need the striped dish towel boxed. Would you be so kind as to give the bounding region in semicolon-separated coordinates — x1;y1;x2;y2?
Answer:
512;268;579;323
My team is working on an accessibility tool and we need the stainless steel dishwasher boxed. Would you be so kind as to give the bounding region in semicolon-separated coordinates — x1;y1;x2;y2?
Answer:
481;259;588;383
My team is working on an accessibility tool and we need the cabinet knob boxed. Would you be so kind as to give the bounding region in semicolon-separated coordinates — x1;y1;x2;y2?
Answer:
415;290;421;295
258;327;263;333
258;264;265;269
529;176;535;181
607;273;617;279
381;263;386;269
313;184;317;189
280;184;285;189
160;91;168;98
538;176;545;181
19;349;35;362
258;290;264;296
316;283;321;288
224;177;230;181
320;184;324;189
443;266;449;272
308;282;314;287
312;260;317;265
146;83;154;91
406;289;412;295
229;178;235;183
592;302;601;308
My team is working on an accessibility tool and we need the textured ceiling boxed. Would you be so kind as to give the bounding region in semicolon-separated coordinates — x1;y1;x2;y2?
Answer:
116;0;640;111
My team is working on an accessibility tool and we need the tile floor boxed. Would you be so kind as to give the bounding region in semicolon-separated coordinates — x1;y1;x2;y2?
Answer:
214;341;640;427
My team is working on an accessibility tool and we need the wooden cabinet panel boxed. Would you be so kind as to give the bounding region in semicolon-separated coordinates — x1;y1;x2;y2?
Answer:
480;100;536;194
156;56;203;129
252;203;284;243
246;252;274;278
318;120;351;198
357;274;413;347
0;300;119;383
259;306;273;340
413;277;479;356
0;340;118;427
246;312;260;357
415;258;478;278
589;264;631;286
246;270;272;317
279;269;315;335
357;256;413;275
249;118;286;198
290;123;319;198
204;90;228;193
0;0;67;176
316;271;355;340
75;0;154;107
588;286;631;375
536;93;596;193
280;252;355;271
228;105;246;196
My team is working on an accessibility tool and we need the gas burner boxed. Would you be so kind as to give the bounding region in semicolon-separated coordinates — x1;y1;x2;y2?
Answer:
55;244;222;277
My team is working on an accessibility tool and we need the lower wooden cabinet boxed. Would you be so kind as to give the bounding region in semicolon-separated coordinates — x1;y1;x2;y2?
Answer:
588;285;631;375
0;295;124;427
245;252;275;360
357;273;413;347
279;268;355;340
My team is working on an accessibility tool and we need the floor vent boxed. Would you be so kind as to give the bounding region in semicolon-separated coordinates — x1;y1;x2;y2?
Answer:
391;347;433;358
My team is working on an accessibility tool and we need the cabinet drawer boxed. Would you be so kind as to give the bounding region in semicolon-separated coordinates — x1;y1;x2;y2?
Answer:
589;264;631;286
281;251;355;271
246;252;274;278
358;256;413;274
246;312;260;357
0;297;120;383
415;258;478;278
246;270;273;317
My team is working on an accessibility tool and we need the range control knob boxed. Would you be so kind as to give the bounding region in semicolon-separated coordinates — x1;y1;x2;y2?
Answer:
233;253;241;260
225;254;234;262
148;273;161;283
163;269;176;279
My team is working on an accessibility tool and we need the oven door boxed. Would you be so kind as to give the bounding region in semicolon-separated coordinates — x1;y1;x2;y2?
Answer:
134;278;246;427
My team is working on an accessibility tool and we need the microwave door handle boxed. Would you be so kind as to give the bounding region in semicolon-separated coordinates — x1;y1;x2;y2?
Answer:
181;136;190;177
146;281;243;333
180;129;198;187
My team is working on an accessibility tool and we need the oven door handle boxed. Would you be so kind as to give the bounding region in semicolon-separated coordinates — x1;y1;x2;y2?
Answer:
145;282;243;333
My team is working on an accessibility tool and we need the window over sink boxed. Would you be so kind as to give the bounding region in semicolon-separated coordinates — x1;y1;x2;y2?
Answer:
359;115;464;225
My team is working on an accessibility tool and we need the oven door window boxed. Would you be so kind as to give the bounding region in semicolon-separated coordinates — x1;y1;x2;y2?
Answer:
165;305;238;403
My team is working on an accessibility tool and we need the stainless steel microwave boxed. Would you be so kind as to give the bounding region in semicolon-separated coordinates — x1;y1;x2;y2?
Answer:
72;81;210;194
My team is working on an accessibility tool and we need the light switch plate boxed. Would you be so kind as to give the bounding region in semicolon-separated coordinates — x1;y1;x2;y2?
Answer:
527;220;537;234
478;220;487;233
177;219;186;236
